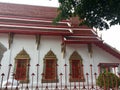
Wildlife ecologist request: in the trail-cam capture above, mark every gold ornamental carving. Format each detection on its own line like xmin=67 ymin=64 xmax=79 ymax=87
xmin=44 ymin=50 xmax=57 ymax=59
xmin=15 ymin=49 xmax=30 ymax=60
xmin=69 ymin=51 xmax=83 ymax=61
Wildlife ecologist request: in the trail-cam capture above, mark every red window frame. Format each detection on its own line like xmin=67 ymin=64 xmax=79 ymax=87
xmin=70 ymin=59 xmax=84 ymax=82
xmin=71 ymin=60 xmax=80 ymax=79
xmin=45 ymin=59 xmax=56 ymax=80
xmin=15 ymin=59 xmax=27 ymax=81
xmin=42 ymin=59 xmax=58 ymax=83
xmin=42 ymin=50 xmax=58 ymax=83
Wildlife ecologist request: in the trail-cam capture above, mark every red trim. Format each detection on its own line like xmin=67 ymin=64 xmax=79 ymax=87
xmin=64 ymin=36 xmax=102 ymax=44
xmin=0 ymin=3 xmax=119 ymax=61
xmin=45 ymin=60 xmax=55 ymax=79
xmin=15 ymin=59 xmax=27 ymax=80
xmin=64 ymin=40 xmax=102 ymax=44
xmin=0 ymin=22 xmax=91 ymax=29
xmin=0 ymin=21 xmax=68 ymax=27
xmin=65 ymin=36 xmax=99 ymax=40
xmin=0 ymin=21 xmax=95 ymax=30
xmin=0 ymin=16 xmax=69 ymax=27
xmin=73 ymin=30 xmax=97 ymax=36
xmin=98 ymin=63 xmax=119 ymax=67
xmin=0 ymin=15 xmax=70 ymax=23
xmin=71 ymin=60 xmax=80 ymax=79
xmin=95 ymin=43 xmax=120 ymax=59
xmin=0 ymin=29 xmax=72 ymax=36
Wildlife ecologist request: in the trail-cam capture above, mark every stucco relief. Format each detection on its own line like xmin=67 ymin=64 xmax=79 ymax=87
xmin=0 ymin=42 xmax=7 ymax=62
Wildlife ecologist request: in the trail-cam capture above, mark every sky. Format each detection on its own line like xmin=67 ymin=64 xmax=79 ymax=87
xmin=0 ymin=0 xmax=59 ymax=7
xmin=99 ymin=25 xmax=120 ymax=51
xmin=0 ymin=0 xmax=120 ymax=51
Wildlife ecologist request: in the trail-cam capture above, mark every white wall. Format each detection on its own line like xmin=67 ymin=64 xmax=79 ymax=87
xmin=0 ymin=33 xmax=120 ymax=87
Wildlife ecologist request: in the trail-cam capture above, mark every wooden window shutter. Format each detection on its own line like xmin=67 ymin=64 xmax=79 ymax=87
xmin=15 ymin=59 xmax=27 ymax=80
xmin=72 ymin=60 xmax=80 ymax=79
xmin=45 ymin=59 xmax=55 ymax=79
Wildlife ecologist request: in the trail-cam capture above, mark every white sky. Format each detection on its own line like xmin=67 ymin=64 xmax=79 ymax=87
xmin=0 ymin=0 xmax=120 ymax=51
xmin=99 ymin=25 xmax=120 ymax=51
xmin=0 ymin=0 xmax=59 ymax=7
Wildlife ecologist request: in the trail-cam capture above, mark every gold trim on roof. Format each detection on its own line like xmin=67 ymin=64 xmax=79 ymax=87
xmin=15 ymin=49 xmax=30 ymax=60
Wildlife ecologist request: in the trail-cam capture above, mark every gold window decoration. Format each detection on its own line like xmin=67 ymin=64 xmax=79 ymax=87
xmin=69 ymin=51 xmax=85 ymax=82
xmin=14 ymin=49 xmax=30 ymax=83
xmin=42 ymin=50 xmax=58 ymax=83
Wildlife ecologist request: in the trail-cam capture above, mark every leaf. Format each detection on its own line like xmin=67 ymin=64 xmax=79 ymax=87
xmin=54 ymin=0 xmax=120 ymax=30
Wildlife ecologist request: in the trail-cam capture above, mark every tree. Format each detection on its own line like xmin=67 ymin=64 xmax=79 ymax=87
xmin=54 ymin=0 xmax=120 ymax=30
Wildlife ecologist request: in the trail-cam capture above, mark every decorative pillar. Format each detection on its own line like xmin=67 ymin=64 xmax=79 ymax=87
xmin=61 ymin=42 xmax=66 ymax=58
xmin=87 ymin=44 xmax=93 ymax=58
xmin=8 ymin=32 xmax=14 ymax=49
xmin=35 ymin=34 xmax=41 ymax=50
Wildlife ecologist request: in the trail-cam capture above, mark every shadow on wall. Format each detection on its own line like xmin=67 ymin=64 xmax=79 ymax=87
xmin=0 ymin=42 xmax=7 ymax=63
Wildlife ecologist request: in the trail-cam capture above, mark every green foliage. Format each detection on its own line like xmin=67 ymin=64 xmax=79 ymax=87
xmin=97 ymin=72 xmax=120 ymax=89
xmin=55 ymin=0 xmax=120 ymax=30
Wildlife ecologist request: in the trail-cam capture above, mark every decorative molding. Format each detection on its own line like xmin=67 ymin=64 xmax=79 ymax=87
xmin=8 ymin=32 xmax=14 ymax=49
xmin=44 ymin=50 xmax=57 ymax=59
xmin=61 ymin=42 xmax=66 ymax=58
xmin=36 ymin=34 xmax=41 ymax=50
xmin=88 ymin=44 xmax=93 ymax=58
xmin=69 ymin=51 xmax=83 ymax=61
xmin=69 ymin=78 xmax=85 ymax=82
xmin=14 ymin=49 xmax=30 ymax=83
xmin=98 ymin=63 xmax=119 ymax=67
xmin=15 ymin=49 xmax=30 ymax=60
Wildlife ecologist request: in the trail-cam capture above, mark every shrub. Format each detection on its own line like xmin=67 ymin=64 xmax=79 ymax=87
xmin=97 ymin=72 xmax=120 ymax=89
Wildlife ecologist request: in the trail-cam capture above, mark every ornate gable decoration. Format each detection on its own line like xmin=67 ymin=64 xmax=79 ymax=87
xmin=15 ymin=49 xmax=30 ymax=60
xmin=44 ymin=50 xmax=57 ymax=59
xmin=69 ymin=51 xmax=82 ymax=61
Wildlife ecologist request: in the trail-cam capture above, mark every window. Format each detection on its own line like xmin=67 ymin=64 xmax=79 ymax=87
xmin=69 ymin=51 xmax=84 ymax=82
xmin=71 ymin=60 xmax=80 ymax=79
xmin=14 ymin=49 xmax=30 ymax=83
xmin=15 ymin=59 xmax=27 ymax=80
xmin=42 ymin=50 xmax=58 ymax=83
xmin=45 ymin=59 xmax=56 ymax=79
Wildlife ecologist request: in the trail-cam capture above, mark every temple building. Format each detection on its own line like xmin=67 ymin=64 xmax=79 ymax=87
xmin=0 ymin=2 xmax=120 ymax=90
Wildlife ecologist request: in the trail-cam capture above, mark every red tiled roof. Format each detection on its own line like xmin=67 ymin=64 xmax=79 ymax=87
xmin=0 ymin=3 xmax=96 ymax=37
xmin=0 ymin=3 xmax=58 ymax=19
xmin=0 ymin=3 xmax=119 ymax=59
